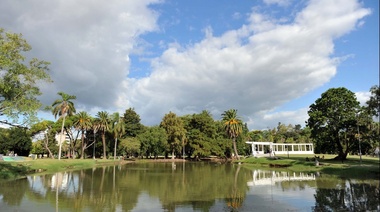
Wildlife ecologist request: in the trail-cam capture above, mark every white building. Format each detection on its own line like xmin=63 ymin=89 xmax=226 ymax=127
xmin=246 ymin=141 xmax=314 ymax=157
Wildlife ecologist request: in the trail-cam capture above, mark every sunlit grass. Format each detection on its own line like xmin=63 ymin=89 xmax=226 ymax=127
xmin=240 ymin=154 xmax=380 ymax=179
xmin=0 ymin=158 xmax=129 ymax=181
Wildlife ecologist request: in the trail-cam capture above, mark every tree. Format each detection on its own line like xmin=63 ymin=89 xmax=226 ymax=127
xmin=73 ymin=111 xmax=92 ymax=159
xmin=360 ymin=86 xmax=380 ymax=155
xmin=52 ymin=92 xmax=76 ymax=160
xmin=30 ymin=120 xmax=55 ymax=158
xmin=160 ymin=112 xmax=186 ymax=159
xmin=138 ymin=126 xmax=168 ymax=159
xmin=111 ymin=112 xmax=125 ymax=160
xmin=221 ymin=109 xmax=243 ymax=160
xmin=123 ymin=108 xmax=143 ymax=137
xmin=119 ymin=137 xmax=140 ymax=158
xmin=0 ymin=127 xmax=32 ymax=156
xmin=0 ymin=28 xmax=52 ymax=125
xmin=366 ymin=85 xmax=380 ymax=117
xmin=307 ymin=87 xmax=360 ymax=160
xmin=184 ymin=110 xmax=217 ymax=159
xmin=96 ymin=111 xmax=110 ymax=159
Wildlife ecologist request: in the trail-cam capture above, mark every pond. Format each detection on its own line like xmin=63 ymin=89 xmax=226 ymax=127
xmin=0 ymin=162 xmax=379 ymax=211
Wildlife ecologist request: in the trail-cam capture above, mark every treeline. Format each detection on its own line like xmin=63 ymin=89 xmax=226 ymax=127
xmin=0 ymin=109 xmax=311 ymax=159
xmin=1 ymin=85 xmax=379 ymax=160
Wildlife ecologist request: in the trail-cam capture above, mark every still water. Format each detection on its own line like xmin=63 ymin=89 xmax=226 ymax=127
xmin=0 ymin=162 xmax=379 ymax=212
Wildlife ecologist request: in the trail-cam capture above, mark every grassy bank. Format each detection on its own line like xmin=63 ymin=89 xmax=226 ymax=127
xmin=1 ymin=154 xmax=379 ymax=181
xmin=239 ymin=154 xmax=380 ymax=179
xmin=0 ymin=158 xmax=132 ymax=181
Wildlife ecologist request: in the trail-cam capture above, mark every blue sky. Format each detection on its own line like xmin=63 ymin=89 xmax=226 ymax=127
xmin=1 ymin=0 xmax=378 ymax=130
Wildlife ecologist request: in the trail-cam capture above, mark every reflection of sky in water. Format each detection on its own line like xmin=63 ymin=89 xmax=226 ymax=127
xmin=27 ymin=175 xmax=47 ymax=196
xmin=2 ymin=166 xmax=378 ymax=212
xmin=131 ymin=192 xmax=162 ymax=212
xmin=247 ymin=184 xmax=316 ymax=211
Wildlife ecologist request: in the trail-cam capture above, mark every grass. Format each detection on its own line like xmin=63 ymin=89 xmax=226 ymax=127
xmin=0 ymin=157 xmax=130 ymax=181
xmin=240 ymin=154 xmax=380 ymax=179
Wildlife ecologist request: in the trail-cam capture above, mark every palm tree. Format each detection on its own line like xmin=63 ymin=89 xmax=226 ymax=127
xmin=52 ymin=92 xmax=76 ymax=160
xmin=222 ymin=109 xmax=243 ymax=160
xmin=96 ymin=111 xmax=110 ymax=159
xmin=91 ymin=120 xmax=100 ymax=159
xmin=73 ymin=111 xmax=92 ymax=159
xmin=111 ymin=112 xmax=126 ymax=160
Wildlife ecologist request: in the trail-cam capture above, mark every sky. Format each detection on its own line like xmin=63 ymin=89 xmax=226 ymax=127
xmin=0 ymin=0 xmax=378 ymax=130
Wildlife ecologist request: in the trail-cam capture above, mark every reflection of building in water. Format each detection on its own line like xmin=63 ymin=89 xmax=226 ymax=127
xmin=247 ymin=170 xmax=316 ymax=186
xmin=245 ymin=141 xmax=314 ymax=157
xmin=51 ymin=172 xmax=68 ymax=189
xmin=27 ymin=172 xmax=81 ymax=194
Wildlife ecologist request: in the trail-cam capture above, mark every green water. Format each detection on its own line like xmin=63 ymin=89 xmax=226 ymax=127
xmin=0 ymin=162 xmax=379 ymax=211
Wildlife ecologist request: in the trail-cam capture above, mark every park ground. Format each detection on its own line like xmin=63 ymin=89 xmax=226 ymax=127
xmin=0 ymin=154 xmax=379 ymax=181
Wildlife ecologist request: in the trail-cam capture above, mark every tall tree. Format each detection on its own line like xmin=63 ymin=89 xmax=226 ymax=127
xmin=138 ymin=126 xmax=168 ymax=159
xmin=0 ymin=127 xmax=32 ymax=156
xmin=123 ymin=108 xmax=143 ymax=137
xmin=307 ymin=87 xmax=360 ymax=160
xmin=185 ymin=110 xmax=217 ymax=159
xmin=30 ymin=120 xmax=55 ymax=158
xmin=90 ymin=119 xmax=100 ymax=159
xmin=73 ymin=111 xmax=92 ymax=159
xmin=52 ymin=92 xmax=76 ymax=160
xmin=366 ymin=85 xmax=380 ymax=117
xmin=96 ymin=111 xmax=110 ymax=159
xmin=222 ymin=109 xmax=243 ymax=160
xmin=160 ymin=112 xmax=186 ymax=159
xmin=111 ymin=112 xmax=125 ymax=160
xmin=0 ymin=28 xmax=51 ymax=125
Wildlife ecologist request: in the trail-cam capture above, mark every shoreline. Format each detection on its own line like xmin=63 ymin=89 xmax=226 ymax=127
xmin=1 ymin=155 xmax=379 ymax=181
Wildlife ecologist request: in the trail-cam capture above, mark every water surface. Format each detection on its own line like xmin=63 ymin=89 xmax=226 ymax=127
xmin=0 ymin=162 xmax=379 ymax=211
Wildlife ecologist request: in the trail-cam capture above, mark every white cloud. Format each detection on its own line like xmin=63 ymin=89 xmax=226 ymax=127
xmin=0 ymin=0 xmax=161 ymax=111
xmin=0 ymin=0 xmax=372 ymax=130
xmin=263 ymin=0 xmax=291 ymax=7
xmin=119 ymin=0 xmax=370 ymax=129
xmin=356 ymin=91 xmax=371 ymax=106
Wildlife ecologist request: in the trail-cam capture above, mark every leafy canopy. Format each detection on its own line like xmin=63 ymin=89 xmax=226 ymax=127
xmin=0 ymin=28 xmax=52 ymax=124
xmin=307 ymin=87 xmax=360 ymax=159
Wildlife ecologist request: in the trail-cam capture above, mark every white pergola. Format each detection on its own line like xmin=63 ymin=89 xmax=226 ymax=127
xmin=246 ymin=141 xmax=314 ymax=157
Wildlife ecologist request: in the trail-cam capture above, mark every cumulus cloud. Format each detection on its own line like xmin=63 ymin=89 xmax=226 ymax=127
xmin=0 ymin=0 xmax=372 ymax=129
xmin=356 ymin=91 xmax=371 ymax=106
xmin=263 ymin=0 xmax=291 ymax=7
xmin=119 ymin=0 xmax=370 ymax=128
xmin=0 ymin=0 xmax=161 ymax=110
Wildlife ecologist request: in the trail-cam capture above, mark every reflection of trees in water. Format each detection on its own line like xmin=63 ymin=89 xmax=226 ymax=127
xmin=0 ymin=178 xmax=29 ymax=206
xmin=225 ymin=165 xmax=246 ymax=211
xmin=226 ymin=188 xmax=245 ymax=211
xmin=313 ymin=179 xmax=380 ymax=211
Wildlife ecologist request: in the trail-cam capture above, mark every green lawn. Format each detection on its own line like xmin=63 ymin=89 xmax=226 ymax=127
xmin=240 ymin=154 xmax=380 ymax=179
xmin=0 ymin=158 xmax=129 ymax=181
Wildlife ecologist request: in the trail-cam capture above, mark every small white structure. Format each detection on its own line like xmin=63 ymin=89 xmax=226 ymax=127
xmin=247 ymin=170 xmax=316 ymax=186
xmin=246 ymin=141 xmax=314 ymax=157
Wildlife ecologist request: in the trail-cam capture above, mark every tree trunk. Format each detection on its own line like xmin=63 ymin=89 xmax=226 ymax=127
xmin=80 ymin=131 xmax=85 ymax=159
xmin=114 ymin=138 xmax=118 ymax=160
xmin=102 ymin=133 xmax=107 ymax=159
xmin=233 ymin=137 xmax=240 ymax=160
xmin=335 ymin=133 xmax=348 ymax=160
xmin=58 ymin=116 xmax=66 ymax=160
xmin=44 ymin=134 xmax=54 ymax=159
xmin=334 ymin=152 xmax=348 ymax=160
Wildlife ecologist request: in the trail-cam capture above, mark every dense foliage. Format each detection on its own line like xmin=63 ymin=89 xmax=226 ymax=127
xmin=0 ymin=127 xmax=31 ymax=156
xmin=307 ymin=87 xmax=379 ymax=160
xmin=0 ymin=28 xmax=51 ymax=125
